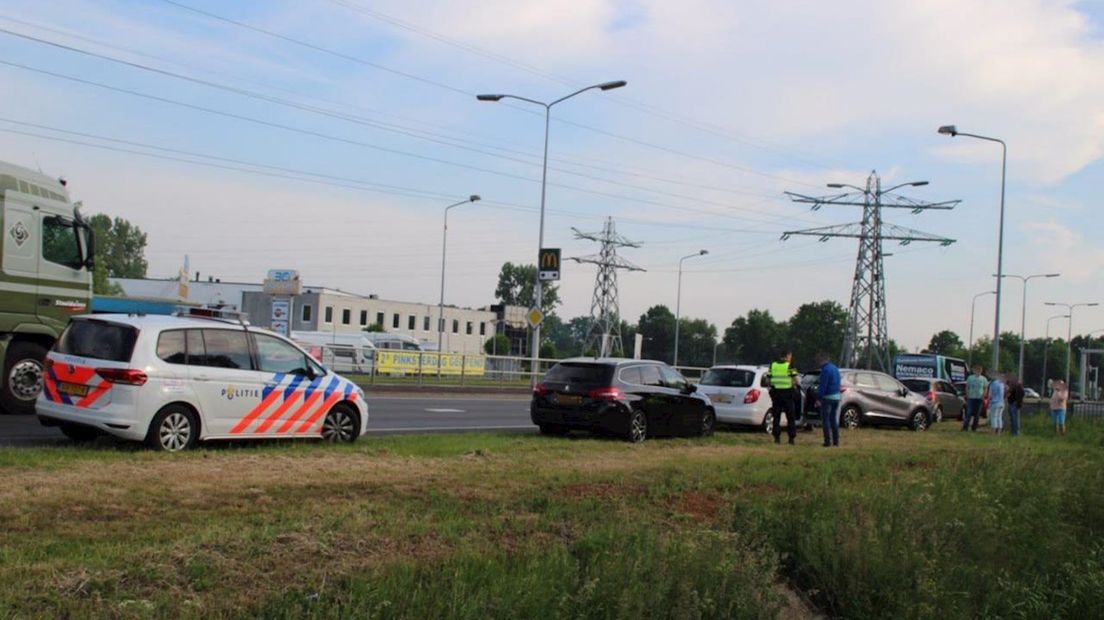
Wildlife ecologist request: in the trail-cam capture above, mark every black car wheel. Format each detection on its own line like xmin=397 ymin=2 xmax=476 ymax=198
xmin=627 ymin=410 xmax=647 ymax=444
xmin=699 ymin=408 xmax=716 ymax=437
xmin=910 ymin=409 xmax=929 ymax=432
xmin=840 ymin=406 xmax=861 ymax=430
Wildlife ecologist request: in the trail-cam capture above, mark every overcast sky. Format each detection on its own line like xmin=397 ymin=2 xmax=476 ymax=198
xmin=2 ymin=0 xmax=1102 ymax=351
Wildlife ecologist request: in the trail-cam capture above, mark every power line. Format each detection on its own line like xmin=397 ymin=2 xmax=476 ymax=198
xmin=152 ymin=0 xmax=825 ymax=190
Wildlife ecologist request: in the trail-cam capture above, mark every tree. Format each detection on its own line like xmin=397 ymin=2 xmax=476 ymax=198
xmin=494 ymin=262 xmax=559 ymax=315
xmin=722 ymin=309 xmax=784 ymax=365
xmin=787 ymin=301 xmax=848 ymax=370
xmin=675 ymin=318 xmax=718 ymax=368
xmin=362 ymin=323 xmax=384 ymax=333
xmin=484 ymin=334 xmax=510 ymax=355
xmin=637 ymin=305 xmax=676 ymax=363
xmin=87 ymin=214 xmax=147 ymax=295
xmin=927 ymin=330 xmax=965 ymax=357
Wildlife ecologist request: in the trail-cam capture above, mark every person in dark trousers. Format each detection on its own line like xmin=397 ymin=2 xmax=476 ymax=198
xmin=766 ymin=350 xmax=799 ymax=444
xmin=963 ymin=364 xmax=987 ymax=431
xmin=1006 ymin=374 xmax=1025 ymax=437
xmin=815 ymin=352 xmax=842 ymax=447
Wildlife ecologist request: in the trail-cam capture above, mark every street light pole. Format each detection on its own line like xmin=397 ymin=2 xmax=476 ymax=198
xmin=437 ymin=195 xmax=480 ymax=356
xmin=996 ymin=272 xmax=1060 ymax=379
xmin=478 ymin=81 xmax=626 ymax=382
xmin=1044 ymin=302 xmax=1100 ymax=390
xmin=939 ymin=125 xmax=1007 ymax=372
xmin=1042 ymin=314 xmax=1069 ymax=395
xmin=674 ymin=250 xmax=708 ymax=368
xmin=969 ymin=290 xmax=996 ymax=366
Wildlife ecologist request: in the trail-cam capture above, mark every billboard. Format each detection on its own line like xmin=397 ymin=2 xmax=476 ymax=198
xmin=375 ymin=351 xmax=486 ymax=376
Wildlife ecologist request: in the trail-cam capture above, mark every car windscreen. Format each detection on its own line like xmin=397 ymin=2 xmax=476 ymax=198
xmin=700 ymin=368 xmax=756 ymax=387
xmin=901 ymin=379 xmax=930 ymax=393
xmin=544 ymin=363 xmax=615 ymax=385
xmin=55 ymin=319 xmax=139 ymax=363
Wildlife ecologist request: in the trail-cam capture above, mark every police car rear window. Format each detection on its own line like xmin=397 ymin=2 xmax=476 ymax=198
xmin=56 ymin=320 xmax=138 ymax=363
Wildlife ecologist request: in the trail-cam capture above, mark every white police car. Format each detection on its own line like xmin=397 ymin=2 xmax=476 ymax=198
xmin=36 ymin=310 xmax=368 ymax=451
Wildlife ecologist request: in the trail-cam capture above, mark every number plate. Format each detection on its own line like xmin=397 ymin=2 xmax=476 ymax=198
xmin=58 ymin=382 xmax=89 ymax=397
xmin=555 ymin=394 xmax=583 ymax=406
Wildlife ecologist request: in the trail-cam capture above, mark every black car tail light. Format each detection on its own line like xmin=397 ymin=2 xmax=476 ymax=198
xmin=588 ymin=386 xmax=626 ymax=401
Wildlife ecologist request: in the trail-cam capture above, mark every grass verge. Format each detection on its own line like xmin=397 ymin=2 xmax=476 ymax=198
xmin=1 ymin=414 xmax=1102 ymax=618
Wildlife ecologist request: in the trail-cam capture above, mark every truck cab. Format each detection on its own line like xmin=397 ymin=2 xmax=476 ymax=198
xmin=0 ymin=161 xmax=95 ymax=414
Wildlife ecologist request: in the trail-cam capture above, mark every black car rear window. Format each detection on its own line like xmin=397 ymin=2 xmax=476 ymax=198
xmin=56 ymin=319 xmax=138 ymax=363
xmin=701 ymin=368 xmax=756 ymax=387
xmin=544 ymin=363 xmax=615 ymax=385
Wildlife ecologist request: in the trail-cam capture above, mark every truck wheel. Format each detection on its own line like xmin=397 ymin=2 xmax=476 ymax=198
xmin=1 ymin=341 xmax=48 ymax=415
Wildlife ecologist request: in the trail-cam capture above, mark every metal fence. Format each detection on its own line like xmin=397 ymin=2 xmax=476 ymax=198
xmin=1023 ymin=399 xmax=1104 ymax=422
xmin=310 ymin=344 xmax=709 ymax=389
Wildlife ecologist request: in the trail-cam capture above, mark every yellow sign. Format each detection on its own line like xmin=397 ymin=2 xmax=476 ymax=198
xmin=375 ymin=351 xmax=486 ymax=376
xmin=526 ymin=307 xmax=544 ymax=328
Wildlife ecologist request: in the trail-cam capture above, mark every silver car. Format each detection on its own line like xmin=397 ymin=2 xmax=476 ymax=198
xmin=805 ymin=368 xmax=933 ymax=431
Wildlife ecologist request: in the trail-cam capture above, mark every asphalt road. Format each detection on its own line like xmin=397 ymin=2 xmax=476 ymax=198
xmin=0 ymin=395 xmax=534 ymax=447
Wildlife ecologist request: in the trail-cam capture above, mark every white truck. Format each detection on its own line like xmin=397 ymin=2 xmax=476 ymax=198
xmin=0 ymin=161 xmax=95 ymax=414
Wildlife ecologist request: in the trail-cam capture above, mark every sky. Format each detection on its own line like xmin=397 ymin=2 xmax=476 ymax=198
xmin=1 ymin=0 xmax=1102 ymax=351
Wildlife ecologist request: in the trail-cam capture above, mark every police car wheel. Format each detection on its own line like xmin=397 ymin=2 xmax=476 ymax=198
xmin=146 ymin=405 xmax=198 ymax=452
xmin=321 ymin=405 xmax=359 ymax=443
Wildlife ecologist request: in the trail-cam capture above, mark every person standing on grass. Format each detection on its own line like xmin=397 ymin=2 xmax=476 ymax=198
xmin=1050 ymin=379 xmax=1069 ymax=435
xmin=815 ymin=352 xmax=841 ymax=448
xmin=1006 ymin=373 xmax=1025 ymax=437
xmin=766 ymin=349 xmax=799 ymax=445
xmin=988 ymin=372 xmax=1006 ymax=434
xmin=963 ymin=365 xmax=987 ymax=431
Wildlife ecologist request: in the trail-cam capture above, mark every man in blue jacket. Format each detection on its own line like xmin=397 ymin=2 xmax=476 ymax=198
xmin=816 ymin=352 xmax=842 ymax=447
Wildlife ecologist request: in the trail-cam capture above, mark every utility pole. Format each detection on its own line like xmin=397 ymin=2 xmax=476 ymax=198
xmin=783 ymin=171 xmax=959 ymax=372
xmin=569 ymin=217 xmax=644 ymax=357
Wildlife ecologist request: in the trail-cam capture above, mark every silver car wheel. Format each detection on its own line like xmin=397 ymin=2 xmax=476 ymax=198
xmin=841 ymin=407 xmax=860 ymax=429
xmin=912 ymin=410 xmax=928 ymax=432
xmin=321 ymin=407 xmax=357 ymax=442
xmin=628 ymin=411 xmax=647 ymax=443
xmin=159 ymin=412 xmax=192 ymax=452
xmin=9 ymin=359 xmax=43 ymax=401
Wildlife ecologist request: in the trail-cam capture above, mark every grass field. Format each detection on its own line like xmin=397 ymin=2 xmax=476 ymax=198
xmin=1 ymin=415 xmax=1102 ymax=619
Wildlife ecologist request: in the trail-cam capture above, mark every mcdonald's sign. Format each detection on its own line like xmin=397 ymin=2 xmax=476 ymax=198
xmin=538 ymin=248 xmax=561 ymax=281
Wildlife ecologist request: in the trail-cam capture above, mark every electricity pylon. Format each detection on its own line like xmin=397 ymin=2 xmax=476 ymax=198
xmin=782 ymin=171 xmax=959 ymax=372
xmin=570 ymin=217 xmax=644 ymax=357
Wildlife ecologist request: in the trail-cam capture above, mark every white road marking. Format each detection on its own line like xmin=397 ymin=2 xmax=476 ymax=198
xmin=425 ymin=408 xmax=466 ymax=413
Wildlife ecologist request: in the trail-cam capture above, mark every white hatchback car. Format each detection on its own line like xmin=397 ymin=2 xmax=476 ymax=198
xmin=36 ymin=312 xmax=368 ymax=451
xmin=696 ymin=365 xmax=797 ymax=434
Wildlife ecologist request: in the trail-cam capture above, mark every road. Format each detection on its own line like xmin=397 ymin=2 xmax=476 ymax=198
xmin=0 ymin=395 xmax=533 ymax=447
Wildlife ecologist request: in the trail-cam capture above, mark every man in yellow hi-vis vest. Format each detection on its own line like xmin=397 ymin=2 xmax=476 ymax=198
xmin=766 ymin=349 xmax=800 ymax=444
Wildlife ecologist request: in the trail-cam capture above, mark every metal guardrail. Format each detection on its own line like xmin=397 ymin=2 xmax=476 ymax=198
xmin=307 ymin=344 xmax=710 ymax=388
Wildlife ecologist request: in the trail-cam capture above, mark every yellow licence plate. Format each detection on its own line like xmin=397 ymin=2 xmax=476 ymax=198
xmin=58 ymin=382 xmax=89 ymax=397
xmin=556 ymin=394 xmax=583 ymax=406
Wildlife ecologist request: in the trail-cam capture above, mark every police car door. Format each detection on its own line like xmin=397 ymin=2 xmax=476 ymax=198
xmin=187 ymin=328 xmax=270 ymax=436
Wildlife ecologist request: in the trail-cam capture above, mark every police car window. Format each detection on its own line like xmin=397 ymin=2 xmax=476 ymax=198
xmin=186 ymin=330 xmax=205 ymax=366
xmin=198 ymin=329 xmax=253 ymax=370
xmin=156 ymin=330 xmax=187 ymax=365
xmin=253 ymin=334 xmax=311 ymax=375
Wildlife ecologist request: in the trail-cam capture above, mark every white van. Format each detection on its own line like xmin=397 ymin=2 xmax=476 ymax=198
xmin=359 ymin=332 xmax=426 ymax=351
xmin=290 ymin=331 xmax=377 ymax=375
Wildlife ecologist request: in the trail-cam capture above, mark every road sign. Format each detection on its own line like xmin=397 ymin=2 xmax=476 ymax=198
xmin=538 ymin=248 xmax=561 ymax=281
xmin=526 ymin=307 xmax=545 ymax=329
xmin=263 ymin=269 xmax=301 ymax=295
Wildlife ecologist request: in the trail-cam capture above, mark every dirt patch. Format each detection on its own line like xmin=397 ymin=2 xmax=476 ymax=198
xmin=673 ymin=490 xmax=723 ymax=522
xmin=562 ymin=481 xmax=644 ymax=500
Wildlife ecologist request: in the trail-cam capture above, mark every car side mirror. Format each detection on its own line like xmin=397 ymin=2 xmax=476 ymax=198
xmin=899 ymin=387 xmax=909 ymax=397
xmin=683 ymin=383 xmax=697 ymax=394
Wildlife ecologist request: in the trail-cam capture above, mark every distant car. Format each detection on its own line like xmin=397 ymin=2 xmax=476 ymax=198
xmin=1024 ymin=387 xmax=1041 ymax=400
xmin=803 ymin=369 xmax=933 ymax=431
xmin=36 ymin=311 xmax=368 ymax=451
xmin=901 ymin=378 xmax=964 ymax=422
xmin=530 ymin=358 xmax=715 ymax=443
xmin=697 ymin=365 xmax=799 ymax=434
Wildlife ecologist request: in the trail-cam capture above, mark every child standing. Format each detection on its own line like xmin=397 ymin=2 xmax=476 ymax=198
xmin=988 ymin=373 xmax=1006 ymax=434
xmin=1050 ymin=380 xmax=1069 ymax=435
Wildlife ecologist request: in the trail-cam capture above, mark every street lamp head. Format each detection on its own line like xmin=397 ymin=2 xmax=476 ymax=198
xmin=938 ymin=125 xmax=958 ymax=136
xmin=1045 ymin=273 xmax=1061 ymax=278
xmin=476 ymin=94 xmax=504 ymax=102
xmin=910 ymin=181 xmax=930 ymax=187
xmin=598 ymin=80 xmax=627 ymax=91
xmin=826 ymin=183 xmax=844 ymax=189
xmin=699 ymin=249 xmax=708 ymax=256
xmin=468 ymin=195 xmax=481 ymax=202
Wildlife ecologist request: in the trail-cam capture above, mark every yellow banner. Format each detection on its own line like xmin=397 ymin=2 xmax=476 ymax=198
xmin=375 ymin=351 xmax=486 ymax=376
